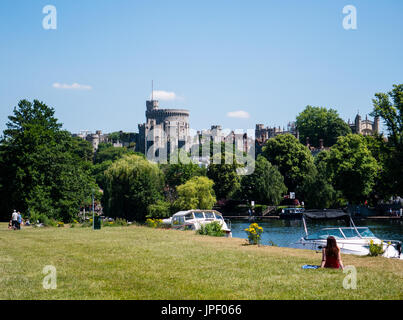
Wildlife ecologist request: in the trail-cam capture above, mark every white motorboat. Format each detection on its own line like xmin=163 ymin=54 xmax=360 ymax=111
xmin=163 ymin=209 xmax=232 ymax=237
xmin=292 ymin=210 xmax=402 ymax=258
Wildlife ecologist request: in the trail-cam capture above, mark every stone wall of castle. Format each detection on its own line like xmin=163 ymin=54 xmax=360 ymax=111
xmin=137 ymin=100 xmax=190 ymax=156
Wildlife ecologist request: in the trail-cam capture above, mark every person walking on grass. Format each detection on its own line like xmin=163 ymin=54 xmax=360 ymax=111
xmin=320 ymin=236 xmax=344 ymax=269
xmin=11 ymin=210 xmax=18 ymax=230
xmin=17 ymin=211 xmax=22 ymax=230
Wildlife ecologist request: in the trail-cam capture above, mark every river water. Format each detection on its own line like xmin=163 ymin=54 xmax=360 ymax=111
xmin=230 ymin=218 xmax=403 ymax=247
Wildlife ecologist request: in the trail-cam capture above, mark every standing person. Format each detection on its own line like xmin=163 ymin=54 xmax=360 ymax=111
xmin=17 ymin=212 xmax=22 ymax=230
xmin=11 ymin=210 xmax=18 ymax=230
xmin=320 ymin=236 xmax=344 ymax=269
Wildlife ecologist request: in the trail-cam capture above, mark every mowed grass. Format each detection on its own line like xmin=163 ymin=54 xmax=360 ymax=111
xmin=0 ymin=223 xmax=402 ymax=300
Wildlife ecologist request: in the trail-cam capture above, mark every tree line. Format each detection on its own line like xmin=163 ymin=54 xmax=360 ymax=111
xmin=0 ymin=84 xmax=401 ymax=222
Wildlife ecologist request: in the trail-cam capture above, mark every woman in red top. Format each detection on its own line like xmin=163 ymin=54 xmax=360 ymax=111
xmin=321 ymin=236 xmax=344 ymax=269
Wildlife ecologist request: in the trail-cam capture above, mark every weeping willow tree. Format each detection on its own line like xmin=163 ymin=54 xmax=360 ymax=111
xmin=103 ymin=154 xmax=164 ymax=221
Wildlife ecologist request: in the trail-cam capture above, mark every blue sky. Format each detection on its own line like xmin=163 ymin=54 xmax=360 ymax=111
xmin=1 ymin=0 xmax=402 ymax=134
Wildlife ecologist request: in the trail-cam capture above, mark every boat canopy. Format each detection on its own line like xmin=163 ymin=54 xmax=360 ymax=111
xmin=303 ymin=210 xmax=350 ymax=220
xmin=305 ymin=227 xmax=376 ymax=240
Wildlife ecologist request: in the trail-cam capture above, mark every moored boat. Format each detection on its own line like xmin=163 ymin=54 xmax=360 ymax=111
xmin=163 ymin=209 xmax=232 ymax=237
xmin=279 ymin=207 xmax=305 ymax=219
xmin=292 ymin=210 xmax=402 ymax=258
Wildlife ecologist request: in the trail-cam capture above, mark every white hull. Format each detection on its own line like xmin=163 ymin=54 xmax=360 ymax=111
xmin=293 ymin=237 xmax=402 ymax=258
xmin=163 ymin=209 xmax=232 ymax=237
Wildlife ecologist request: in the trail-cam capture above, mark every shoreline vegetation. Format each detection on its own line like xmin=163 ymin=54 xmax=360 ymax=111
xmin=1 ymin=223 xmax=402 ymax=300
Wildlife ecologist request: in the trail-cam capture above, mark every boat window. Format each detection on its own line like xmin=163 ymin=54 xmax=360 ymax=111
xmin=204 ymin=212 xmax=215 ymax=219
xmin=358 ymin=228 xmax=376 ymax=238
xmin=340 ymin=228 xmax=360 ymax=238
xmin=173 ymin=216 xmax=185 ymax=225
xmin=305 ymin=228 xmax=344 ymax=240
xmin=214 ymin=213 xmax=223 ymax=220
xmin=184 ymin=213 xmax=194 ymax=221
xmin=194 ymin=212 xmax=204 ymax=219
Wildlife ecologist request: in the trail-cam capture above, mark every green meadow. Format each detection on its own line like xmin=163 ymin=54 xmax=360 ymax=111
xmin=0 ymin=223 xmax=402 ymax=300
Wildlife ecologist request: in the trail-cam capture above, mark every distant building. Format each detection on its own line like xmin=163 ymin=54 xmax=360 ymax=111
xmin=196 ymin=125 xmax=253 ymax=155
xmin=348 ymin=114 xmax=380 ymax=135
xmin=255 ymin=122 xmax=299 ymax=154
xmin=72 ymin=130 xmax=109 ymax=151
xmin=137 ymin=99 xmax=190 ymax=156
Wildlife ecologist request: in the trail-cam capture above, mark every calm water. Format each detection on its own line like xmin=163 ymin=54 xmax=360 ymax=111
xmin=230 ymin=218 xmax=403 ymax=247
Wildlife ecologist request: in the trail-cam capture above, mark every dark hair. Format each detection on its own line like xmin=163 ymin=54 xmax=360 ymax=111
xmin=325 ymin=236 xmax=339 ymax=258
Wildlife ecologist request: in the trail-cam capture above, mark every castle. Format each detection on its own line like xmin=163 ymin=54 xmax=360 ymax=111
xmin=255 ymin=122 xmax=299 ymax=154
xmin=72 ymin=130 xmax=109 ymax=150
xmin=136 ymin=99 xmax=190 ymax=156
xmin=348 ymin=114 xmax=380 ymax=135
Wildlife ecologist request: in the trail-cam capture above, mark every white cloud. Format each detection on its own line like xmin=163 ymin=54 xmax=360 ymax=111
xmin=150 ymin=90 xmax=178 ymax=101
xmin=52 ymin=82 xmax=92 ymax=90
xmin=226 ymin=110 xmax=250 ymax=119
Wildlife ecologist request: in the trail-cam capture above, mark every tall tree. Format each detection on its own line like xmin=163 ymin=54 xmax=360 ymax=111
xmin=371 ymin=84 xmax=403 ymax=196
xmin=103 ymin=154 xmax=164 ymax=221
xmin=207 ymin=153 xmax=241 ymax=200
xmin=371 ymin=84 xmax=403 ymax=147
xmin=324 ymin=134 xmax=379 ymax=204
xmin=261 ymin=134 xmax=316 ymax=193
xmin=298 ymin=151 xmax=343 ymax=209
xmin=240 ymin=155 xmax=287 ymax=205
xmin=0 ymin=99 xmax=97 ymax=222
xmin=296 ymin=106 xmax=351 ymax=148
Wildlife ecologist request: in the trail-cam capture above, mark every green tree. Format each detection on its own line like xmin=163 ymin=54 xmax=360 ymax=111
xmin=207 ymin=153 xmax=241 ymax=200
xmin=296 ymin=106 xmax=351 ymax=148
xmin=371 ymin=84 xmax=403 ymax=196
xmin=261 ymin=134 xmax=316 ymax=193
xmin=161 ymin=162 xmax=206 ymax=189
xmin=173 ymin=176 xmax=216 ymax=211
xmin=147 ymin=200 xmax=171 ymax=219
xmin=363 ymin=134 xmax=394 ymax=202
xmin=240 ymin=155 xmax=287 ymax=205
xmin=94 ymin=145 xmax=137 ymax=164
xmin=325 ymin=134 xmax=379 ymax=204
xmin=371 ymin=84 xmax=403 ymax=147
xmin=0 ymin=99 xmax=97 ymax=222
xmin=92 ymin=145 xmax=142 ymax=191
xmin=298 ymin=151 xmax=343 ymax=209
xmin=103 ymin=154 xmax=164 ymax=221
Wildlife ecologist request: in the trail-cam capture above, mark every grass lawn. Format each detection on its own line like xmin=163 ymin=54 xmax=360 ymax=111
xmin=0 ymin=222 xmax=402 ymax=300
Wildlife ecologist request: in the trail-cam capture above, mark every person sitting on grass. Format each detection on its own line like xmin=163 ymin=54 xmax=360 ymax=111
xmin=321 ymin=236 xmax=344 ymax=270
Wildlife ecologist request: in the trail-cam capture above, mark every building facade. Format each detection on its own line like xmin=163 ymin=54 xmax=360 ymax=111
xmin=72 ymin=130 xmax=109 ymax=151
xmin=255 ymin=122 xmax=299 ymax=154
xmin=348 ymin=114 xmax=380 ymax=135
xmin=137 ymin=99 xmax=190 ymax=157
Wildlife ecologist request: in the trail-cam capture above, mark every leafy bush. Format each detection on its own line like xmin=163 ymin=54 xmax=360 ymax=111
xmin=115 ymin=218 xmax=128 ymax=226
xmin=244 ymin=223 xmax=263 ymax=245
xmin=29 ymin=210 xmax=58 ymax=227
xmin=147 ymin=200 xmax=171 ymax=219
xmin=369 ymin=240 xmax=384 ymax=256
xmin=146 ymin=218 xmax=163 ymax=228
xmin=196 ymin=221 xmax=224 ymax=237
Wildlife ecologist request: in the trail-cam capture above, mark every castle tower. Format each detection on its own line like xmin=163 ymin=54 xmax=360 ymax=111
xmin=373 ymin=116 xmax=380 ymax=133
xmin=355 ymin=113 xmax=362 ymax=134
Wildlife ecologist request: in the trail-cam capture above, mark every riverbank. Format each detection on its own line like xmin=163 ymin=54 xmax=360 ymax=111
xmin=0 ymin=223 xmax=402 ymax=299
